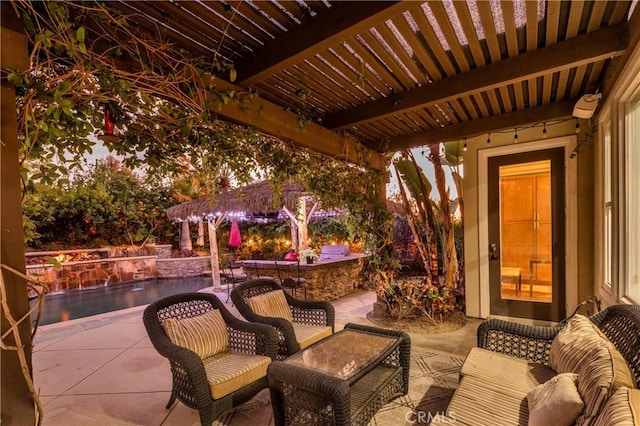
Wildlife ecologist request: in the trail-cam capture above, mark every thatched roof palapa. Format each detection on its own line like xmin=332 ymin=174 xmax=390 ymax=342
xmin=166 ymin=181 xmax=307 ymax=222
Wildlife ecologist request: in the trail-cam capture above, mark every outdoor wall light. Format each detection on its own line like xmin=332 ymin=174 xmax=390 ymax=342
xmin=572 ymin=93 xmax=602 ymax=119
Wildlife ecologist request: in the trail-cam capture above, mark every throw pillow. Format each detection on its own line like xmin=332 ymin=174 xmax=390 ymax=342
xmin=548 ymin=315 xmax=637 ymax=425
xmin=527 ymin=373 xmax=585 ymax=426
xmin=549 ymin=315 xmax=604 ymax=374
xmin=246 ymin=290 xmax=293 ymax=321
xmin=592 ymin=387 xmax=640 ymax=426
xmin=162 ymin=309 xmax=228 ymax=359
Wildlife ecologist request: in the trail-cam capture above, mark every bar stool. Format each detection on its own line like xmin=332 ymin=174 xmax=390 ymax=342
xmin=250 ymin=261 xmax=273 ymax=281
xmin=220 ymin=260 xmax=248 ymax=303
xmin=275 ymin=261 xmax=306 ymax=300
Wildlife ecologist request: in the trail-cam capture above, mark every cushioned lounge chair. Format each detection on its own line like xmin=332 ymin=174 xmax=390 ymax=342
xmin=231 ymin=278 xmax=335 ymax=359
xmin=143 ymin=292 xmax=278 ymax=426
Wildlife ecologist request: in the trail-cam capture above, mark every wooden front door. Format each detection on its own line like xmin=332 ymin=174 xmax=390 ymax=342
xmin=488 ymin=148 xmax=565 ymax=321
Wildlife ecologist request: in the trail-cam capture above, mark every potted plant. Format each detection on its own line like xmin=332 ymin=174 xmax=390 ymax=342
xmin=299 ymin=247 xmax=319 ymax=264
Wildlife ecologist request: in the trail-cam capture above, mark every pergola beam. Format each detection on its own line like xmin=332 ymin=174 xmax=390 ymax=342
xmin=212 ymin=78 xmax=385 ymax=170
xmin=387 ymin=101 xmax=575 ymax=151
xmin=234 ymin=2 xmax=415 ymax=86
xmin=325 ymin=24 xmax=628 ymax=130
xmin=600 ymin=5 xmax=640 ymax=102
xmin=84 ymin=35 xmax=385 ymax=171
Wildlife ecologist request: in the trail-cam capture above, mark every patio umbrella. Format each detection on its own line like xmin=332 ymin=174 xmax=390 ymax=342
xmin=229 ymin=220 xmax=242 ymax=247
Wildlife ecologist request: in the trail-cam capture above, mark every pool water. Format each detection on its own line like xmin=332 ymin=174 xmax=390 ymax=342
xmin=34 ymin=277 xmax=213 ymax=325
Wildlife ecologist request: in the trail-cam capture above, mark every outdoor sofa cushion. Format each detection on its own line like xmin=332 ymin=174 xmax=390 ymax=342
xmin=549 ymin=315 xmax=637 ymax=425
xmin=246 ymin=289 xmax=293 ymax=322
xmin=461 ymin=347 xmax=557 ymax=394
xmin=291 ymin=323 xmax=333 ymax=350
xmin=592 ymin=387 xmax=640 ymax=426
xmin=527 ymin=373 xmax=584 ymax=426
xmin=162 ymin=309 xmax=228 ymax=359
xmin=433 ymin=347 xmax=559 ymax=426
xmin=202 ymin=350 xmax=271 ymax=399
xmin=430 ymin=374 xmax=531 ymax=425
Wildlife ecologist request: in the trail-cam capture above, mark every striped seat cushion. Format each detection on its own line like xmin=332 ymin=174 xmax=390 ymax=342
xmin=292 ymin=323 xmax=333 ymax=350
xmin=549 ymin=315 xmax=637 ymax=425
xmin=202 ymin=350 xmax=271 ymax=399
xmin=593 ymin=387 xmax=640 ymax=426
xmin=246 ymin=290 xmax=293 ymax=322
xmin=461 ymin=347 xmax=557 ymax=394
xmin=430 ymin=375 xmax=530 ymax=425
xmin=162 ymin=309 xmax=228 ymax=359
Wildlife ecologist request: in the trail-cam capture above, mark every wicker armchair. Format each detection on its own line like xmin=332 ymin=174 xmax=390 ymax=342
xmin=143 ymin=292 xmax=278 ymax=426
xmin=231 ymin=278 xmax=335 ymax=359
xmin=477 ymin=304 xmax=640 ymax=385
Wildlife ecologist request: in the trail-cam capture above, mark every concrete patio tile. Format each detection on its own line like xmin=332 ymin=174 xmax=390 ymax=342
xmin=40 ymin=322 xmax=148 ymax=351
xmin=33 ymin=348 xmax=125 ymax=396
xmin=132 ymin=334 xmax=154 ymax=349
xmin=67 ymin=347 xmax=171 ymax=394
xmin=39 ymin=396 xmax=57 ymax=406
xmin=161 ymin=389 xmax=274 ymax=426
xmin=41 ymin=392 xmax=172 ymax=426
xmin=161 ymin=403 xmax=200 ymax=426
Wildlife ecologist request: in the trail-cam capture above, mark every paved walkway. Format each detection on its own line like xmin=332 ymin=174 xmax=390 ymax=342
xmin=33 ymin=287 xmax=480 ymax=425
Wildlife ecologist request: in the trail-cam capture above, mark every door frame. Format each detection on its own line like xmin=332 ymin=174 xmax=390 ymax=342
xmin=478 ymin=135 xmax=578 ymax=319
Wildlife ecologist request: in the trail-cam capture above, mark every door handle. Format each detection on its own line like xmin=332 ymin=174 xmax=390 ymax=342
xmin=489 ymin=243 xmax=499 ymax=260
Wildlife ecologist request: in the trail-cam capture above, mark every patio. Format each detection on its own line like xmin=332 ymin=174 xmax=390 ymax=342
xmin=32 ymin=288 xmax=480 ymax=425
xmin=3 ymin=1 xmax=640 ymax=422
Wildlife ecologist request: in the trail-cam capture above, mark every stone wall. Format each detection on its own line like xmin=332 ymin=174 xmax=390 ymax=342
xmin=156 ymin=256 xmax=210 ymax=278
xmin=154 ymin=244 xmax=173 ymax=259
xmin=27 ymin=256 xmax=157 ymax=294
xmin=245 ymin=258 xmax=364 ymax=301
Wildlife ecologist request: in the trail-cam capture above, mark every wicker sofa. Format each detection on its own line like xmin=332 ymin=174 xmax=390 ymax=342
xmin=432 ymin=304 xmax=640 ymax=426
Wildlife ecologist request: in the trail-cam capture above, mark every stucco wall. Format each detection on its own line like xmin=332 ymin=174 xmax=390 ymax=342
xmin=463 ymin=121 xmax=594 ymax=319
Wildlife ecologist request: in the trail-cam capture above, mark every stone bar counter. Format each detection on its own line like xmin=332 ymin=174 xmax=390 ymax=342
xmin=241 ymin=254 xmax=368 ymax=301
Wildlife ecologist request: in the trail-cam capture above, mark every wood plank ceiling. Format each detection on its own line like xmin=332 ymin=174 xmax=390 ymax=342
xmin=108 ymin=0 xmax=634 ymax=153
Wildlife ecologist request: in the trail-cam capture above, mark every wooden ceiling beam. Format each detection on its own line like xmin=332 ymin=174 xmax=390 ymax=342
xmin=211 ymin=78 xmax=385 ymax=170
xmin=600 ymin=4 xmax=640 ymax=103
xmin=325 ymin=23 xmax=628 ymax=130
xmin=83 ymin=26 xmax=385 ymax=171
xmin=234 ymin=1 xmax=417 ymax=86
xmin=386 ymin=101 xmax=575 ymax=151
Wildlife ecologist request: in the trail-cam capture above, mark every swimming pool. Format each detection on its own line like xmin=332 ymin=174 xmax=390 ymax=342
xmin=34 ymin=277 xmax=213 ymax=325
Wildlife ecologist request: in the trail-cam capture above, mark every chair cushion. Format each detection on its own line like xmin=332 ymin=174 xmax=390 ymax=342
xmin=202 ymin=350 xmax=271 ymax=399
xmin=162 ymin=309 xmax=228 ymax=359
xmin=461 ymin=347 xmax=557 ymax=394
xmin=292 ymin=323 xmax=333 ymax=350
xmin=549 ymin=315 xmax=637 ymax=425
xmin=527 ymin=373 xmax=585 ymax=426
xmin=592 ymin=387 xmax=640 ymax=426
xmin=430 ymin=375 xmax=529 ymax=425
xmin=246 ymin=290 xmax=293 ymax=322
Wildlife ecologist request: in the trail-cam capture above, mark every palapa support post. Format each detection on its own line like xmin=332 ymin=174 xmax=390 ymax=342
xmin=207 ymin=213 xmax=227 ymax=289
xmin=285 ymin=198 xmax=318 ymax=253
xmin=282 ymin=206 xmax=299 ymax=251
xmin=297 ymin=197 xmax=308 ymax=252
xmin=179 ymin=220 xmax=192 ymax=250
xmin=196 ymin=218 xmax=205 ymax=246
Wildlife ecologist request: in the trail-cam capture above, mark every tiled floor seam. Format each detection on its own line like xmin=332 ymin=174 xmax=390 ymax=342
xmin=55 ymin=347 xmax=129 ymax=396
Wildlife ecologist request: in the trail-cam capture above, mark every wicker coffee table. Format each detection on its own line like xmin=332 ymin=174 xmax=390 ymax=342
xmin=267 ymin=323 xmax=411 ymax=426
